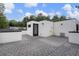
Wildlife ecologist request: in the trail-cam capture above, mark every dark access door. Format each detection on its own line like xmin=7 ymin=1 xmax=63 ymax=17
xmin=33 ymin=23 xmax=38 ymax=36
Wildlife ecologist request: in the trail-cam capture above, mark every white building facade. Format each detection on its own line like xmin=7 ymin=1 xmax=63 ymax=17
xmin=26 ymin=20 xmax=53 ymax=37
xmin=53 ymin=20 xmax=78 ymax=37
xmin=26 ymin=19 xmax=79 ymax=37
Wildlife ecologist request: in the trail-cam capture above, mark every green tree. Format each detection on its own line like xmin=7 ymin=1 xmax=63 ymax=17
xmin=45 ymin=16 xmax=50 ymax=21
xmin=0 ymin=16 xmax=9 ymax=29
xmin=0 ymin=3 xmax=9 ymax=29
xmin=52 ymin=15 xmax=59 ymax=22
xmin=22 ymin=15 xmax=36 ymax=27
xmin=17 ymin=21 xmax=24 ymax=27
xmin=36 ymin=13 xmax=50 ymax=21
xmin=9 ymin=20 xmax=18 ymax=27
xmin=51 ymin=15 xmax=66 ymax=22
xmin=36 ymin=13 xmax=44 ymax=21
xmin=22 ymin=16 xmax=29 ymax=27
xmin=60 ymin=16 xmax=66 ymax=21
xmin=23 ymin=13 xmax=50 ymax=22
xmin=29 ymin=15 xmax=36 ymax=21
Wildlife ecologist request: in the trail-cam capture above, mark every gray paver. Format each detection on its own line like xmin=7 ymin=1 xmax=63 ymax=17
xmin=0 ymin=35 xmax=79 ymax=56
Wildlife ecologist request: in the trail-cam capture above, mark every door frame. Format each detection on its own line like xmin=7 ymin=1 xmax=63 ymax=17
xmin=33 ymin=23 xmax=39 ymax=36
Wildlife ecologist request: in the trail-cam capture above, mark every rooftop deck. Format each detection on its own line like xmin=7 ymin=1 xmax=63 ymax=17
xmin=0 ymin=35 xmax=79 ymax=56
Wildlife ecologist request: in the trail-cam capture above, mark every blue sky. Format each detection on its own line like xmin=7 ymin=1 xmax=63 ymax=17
xmin=4 ymin=3 xmax=79 ymax=21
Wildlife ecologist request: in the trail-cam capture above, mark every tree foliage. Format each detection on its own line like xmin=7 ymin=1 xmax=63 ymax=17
xmin=17 ymin=21 xmax=24 ymax=27
xmin=0 ymin=3 xmax=9 ymax=29
xmin=51 ymin=15 xmax=66 ymax=22
xmin=29 ymin=15 xmax=36 ymax=21
xmin=9 ymin=20 xmax=18 ymax=27
xmin=0 ymin=16 xmax=9 ymax=29
xmin=52 ymin=15 xmax=59 ymax=22
xmin=60 ymin=16 xmax=66 ymax=21
xmin=36 ymin=13 xmax=49 ymax=21
xmin=0 ymin=10 xmax=67 ymax=29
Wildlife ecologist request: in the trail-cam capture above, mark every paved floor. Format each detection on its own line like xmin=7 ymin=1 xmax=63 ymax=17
xmin=0 ymin=35 xmax=79 ymax=56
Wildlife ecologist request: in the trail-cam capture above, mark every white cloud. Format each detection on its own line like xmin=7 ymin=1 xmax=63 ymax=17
xmin=66 ymin=9 xmax=79 ymax=20
xmin=18 ymin=12 xmax=33 ymax=21
xmin=63 ymin=4 xmax=74 ymax=18
xmin=63 ymin=4 xmax=79 ymax=21
xmin=35 ymin=10 xmax=48 ymax=16
xmin=17 ymin=15 xmax=25 ymax=21
xmin=4 ymin=3 xmax=15 ymax=14
xmin=35 ymin=10 xmax=62 ymax=19
xmin=63 ymin=4 xmax=72 ymax=11
xmin=55 ymin=12 xmax=61 ymax=17
xmin=48 ymin=11 xmax=62 ymax=19
xmin=67 ymin=11 xmax=74 ymax=17
xmin=17 ymin=12 xmax=33 ymax=21
xmin=17 ymin=9 xmax=23 ymax=14
xmin=4 ymin=9 xmax=12 ymax=14
xmin=25 ymin=12 xmax=32 ymax=17
xmin=24 ymin=3 xmax=38 ymax=8
xmin=48 ymin=12 xmax=55 ymax=19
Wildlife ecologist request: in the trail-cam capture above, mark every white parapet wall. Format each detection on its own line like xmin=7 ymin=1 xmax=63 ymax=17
xmin=69 ymin=32 xmax=79 ymax=44
xmin=22 ymin=30 xmax=27 ymax=35
xmin=0 ymin=32 xmax=22 ymax=44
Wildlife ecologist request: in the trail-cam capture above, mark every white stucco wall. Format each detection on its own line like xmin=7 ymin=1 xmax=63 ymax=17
xmin=26 ymin=21 xmax=33 ymax=36
xmin=0 ymin=32 xmax=22 ymax=44
xmin=26 ymin=20 xmax=53 ymax=37
xmin=69 ymin=33 xmax=79 ymax=44
xmin=53 ymin=20 xmax=78 ymax=37
xmin=39 ymin=20 xmax=53 ymax=37
xmin=27 ymin=21 xmax=39 ymax=36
